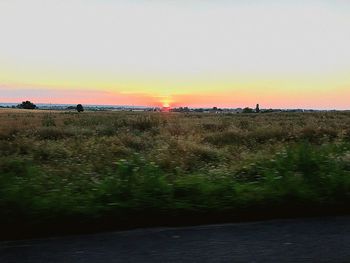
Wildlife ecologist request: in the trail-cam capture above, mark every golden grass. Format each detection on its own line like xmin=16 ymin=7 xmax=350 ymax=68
xmin=1 ymin=109 xmax=349 ymax=174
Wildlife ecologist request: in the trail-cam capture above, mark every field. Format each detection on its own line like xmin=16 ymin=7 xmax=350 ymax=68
xmin=1 ymin=109 xmax=350 ymax=238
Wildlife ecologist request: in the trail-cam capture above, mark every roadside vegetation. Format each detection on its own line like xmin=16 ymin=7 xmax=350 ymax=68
xmin=1 ymin=110 xmax=350 ymax=238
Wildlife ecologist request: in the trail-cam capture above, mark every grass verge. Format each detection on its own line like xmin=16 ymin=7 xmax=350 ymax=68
xmin=1 ymin=142 xmax=350 ymax=239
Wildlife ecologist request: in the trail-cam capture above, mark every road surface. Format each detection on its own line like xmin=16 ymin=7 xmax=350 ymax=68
xmin=1 ymin=216 xmax=350 ymax=262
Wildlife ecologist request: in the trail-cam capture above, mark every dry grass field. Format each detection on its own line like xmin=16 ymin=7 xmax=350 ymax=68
xmin=1 ymin=109 xmax=350 ymax=238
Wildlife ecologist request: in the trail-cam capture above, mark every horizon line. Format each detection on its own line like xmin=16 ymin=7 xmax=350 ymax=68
xmin=0 ymin=101 xmax=346 ymax=111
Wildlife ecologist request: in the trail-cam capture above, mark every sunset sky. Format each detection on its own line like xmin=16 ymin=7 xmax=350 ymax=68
xmin=1 ymin=0 xmax=350 ymax=109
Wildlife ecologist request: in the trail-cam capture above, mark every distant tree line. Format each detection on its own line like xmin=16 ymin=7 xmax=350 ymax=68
xmin=66 ymin=104 xmax=84 ymax=112
xmin=12 ymin=100 xmax=272 ymax=114
xmin=171 ymin=105 xmax=265 ymax=114
xmin=14 ymin=101 xmax=85 ymax=112
xmin=242 ymin=104 xmax=260 ymax=113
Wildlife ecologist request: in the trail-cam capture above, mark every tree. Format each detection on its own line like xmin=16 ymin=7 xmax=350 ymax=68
xmin=76 ymin=104 xmax=84 ymax=113
xmin=255 ymin=104 xmax=260 ymax=113
xmin=17 ymin=101 xmax=37 ymax=110
xmin=242 ymin=107 xmax=254 ymax=113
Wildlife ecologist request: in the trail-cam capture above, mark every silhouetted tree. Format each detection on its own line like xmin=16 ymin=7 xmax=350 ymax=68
xmin=242 ymin=107 xmax=254 ymax=113
xmin=17 ymin=101 xmax=37 ymax=109
xmin=76 ymin=104 xmax=84 ymax=113
xmin=255 ymin=104 xmax=260 ymax=113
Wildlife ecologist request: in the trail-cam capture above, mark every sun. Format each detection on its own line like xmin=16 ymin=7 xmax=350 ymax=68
xmin=161 ymin=99 xmax=171 ymax=108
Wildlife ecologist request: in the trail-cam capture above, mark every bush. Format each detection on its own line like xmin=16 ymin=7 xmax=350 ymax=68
xmin=17 ymin=101 xmax=37 ymax=110
xmin=242 ymin=107 xmax=254 ymax=114
xmin=77 ymin=104 xmax=84 ymax=113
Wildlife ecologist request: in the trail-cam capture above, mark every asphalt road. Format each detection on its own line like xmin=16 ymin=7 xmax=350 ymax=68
xmin=1 ymin=216 xmax=350 ymax=263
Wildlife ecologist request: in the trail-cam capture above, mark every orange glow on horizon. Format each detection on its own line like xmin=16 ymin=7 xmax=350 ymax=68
xmin=2 ymin=83 xmax=350 ymax=110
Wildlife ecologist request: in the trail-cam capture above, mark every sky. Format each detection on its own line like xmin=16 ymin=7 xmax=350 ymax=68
xmin=1 ymin=0 xmax=350 ymax=109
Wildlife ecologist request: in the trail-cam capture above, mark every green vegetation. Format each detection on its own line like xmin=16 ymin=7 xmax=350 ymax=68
xmin=1 ymin=110 xmax=350 ymax=238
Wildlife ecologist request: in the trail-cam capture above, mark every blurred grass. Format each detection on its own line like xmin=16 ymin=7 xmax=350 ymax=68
xmin=1 ymin=110 xmax=350 ymax=238
xmin=1 ymin=143 xmax=350 ymax=219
